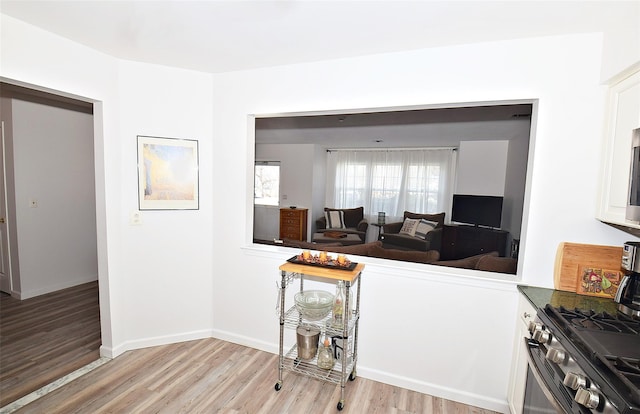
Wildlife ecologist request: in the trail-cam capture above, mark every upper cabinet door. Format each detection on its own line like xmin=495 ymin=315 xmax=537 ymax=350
xmin=597 ymin=67 xmax=640 ymax=231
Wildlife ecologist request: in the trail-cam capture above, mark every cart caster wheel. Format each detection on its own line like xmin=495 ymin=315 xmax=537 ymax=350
xmin=349 ymin=371 xmax=357 ymax=381
xmin=274 ymin=382 xmax=282 ymax=391
xmin=337 ymin=401 xmax=344 ymax=411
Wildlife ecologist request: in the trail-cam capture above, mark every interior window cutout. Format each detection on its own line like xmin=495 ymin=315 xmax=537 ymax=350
xmin=254 ymin=162 xmax=280 ymax=206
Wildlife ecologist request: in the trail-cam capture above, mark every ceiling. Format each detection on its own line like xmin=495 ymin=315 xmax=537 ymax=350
xmin=1 ymin=1 xmax=635 ymax=74
xmin=255 ymin=102 xmax=533 ymax=148
xmin=2 ymin=1 xmax=628 ymax=149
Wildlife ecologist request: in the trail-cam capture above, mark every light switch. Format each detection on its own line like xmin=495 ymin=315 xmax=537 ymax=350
xmin=130 ymin=211 xmax=142 ymax=225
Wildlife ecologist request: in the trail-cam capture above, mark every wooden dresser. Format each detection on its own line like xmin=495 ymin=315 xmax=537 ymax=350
xmin=279 ymin=208 xmax=308 ymax=241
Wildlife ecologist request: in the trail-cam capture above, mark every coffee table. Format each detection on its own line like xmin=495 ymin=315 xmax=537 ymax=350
xmin=312 ymin=232 xmax=363 ymax=246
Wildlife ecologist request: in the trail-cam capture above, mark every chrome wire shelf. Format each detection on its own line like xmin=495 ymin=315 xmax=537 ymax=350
xmin=283 ymin=306 xmax=359 ymax=335
xmin=281 ymin=344 xmax=356 ymax=385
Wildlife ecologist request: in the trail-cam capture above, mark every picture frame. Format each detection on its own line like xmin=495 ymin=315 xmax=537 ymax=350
xmin=137 ymin=135 xmax=199 ymax=210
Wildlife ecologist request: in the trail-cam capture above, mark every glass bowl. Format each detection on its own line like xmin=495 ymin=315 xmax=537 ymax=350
xmin=294 ymin=290 xmax=334 ymax=321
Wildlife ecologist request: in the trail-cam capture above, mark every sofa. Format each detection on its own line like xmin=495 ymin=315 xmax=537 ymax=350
xmin=282 ymin=240 xmax=440 ymax=264
xmin=381 ymin=211 xmax=445 ymax=252
xmin=315 ymin=207 xmax=369 ymax=242
xmin=432 ymin=251 xmax=517 ymax=274
xmin=281 ymin=239 xmax=517 ymax=273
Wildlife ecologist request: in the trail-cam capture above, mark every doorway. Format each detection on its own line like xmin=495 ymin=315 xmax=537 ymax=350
xmin=0 ymin=82 xmax=100 ymax=406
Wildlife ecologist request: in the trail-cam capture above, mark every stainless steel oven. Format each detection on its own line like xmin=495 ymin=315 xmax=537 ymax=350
xmin=524 ymin=334 xmax=597 ymax=413
xmin=627 ymin=128 xmax=640 ymax=222
xmin=522 ymin=362 xmax=565 ymax=414
xmin=522 ymin=305 xmax=640 ymax=414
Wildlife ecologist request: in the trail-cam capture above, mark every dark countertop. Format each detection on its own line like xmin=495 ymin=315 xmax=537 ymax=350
xmin=518 ymin=285 xmax=620 ymax=314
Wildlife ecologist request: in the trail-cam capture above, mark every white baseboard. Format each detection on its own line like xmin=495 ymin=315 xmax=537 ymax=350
xmin=102 ymin=329 xmax=214 ymax=359
xmin=357 ymin=366 xmax=509 ymax=413
xmin=211 ymin=328 xmax=277 ymax=354
xmin=209 ymin=329 xmax=509 ymax=413
xmin=16 ymin=276 xmax=98 ymax=300
xmin=103 ymin=329 xmax=508 ymax=413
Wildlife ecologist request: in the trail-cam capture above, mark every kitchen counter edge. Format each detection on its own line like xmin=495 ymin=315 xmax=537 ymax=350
xmin=517 ymin=285 xmax=619 ymax=314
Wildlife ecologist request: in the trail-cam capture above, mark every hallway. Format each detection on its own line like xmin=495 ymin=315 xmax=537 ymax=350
xmin=0 ymin=282 xmax=100 ymax=407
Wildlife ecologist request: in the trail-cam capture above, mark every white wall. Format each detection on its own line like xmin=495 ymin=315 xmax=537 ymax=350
xmin=311 ymin=145 xmax=327 ymax=234
xmin=3 ymin=12 xmax=638 ymax=413
xmin=113 ymin=60 xmax=215 ymax=354
xmin=503 ymin=127 xmax=531 ymax=240
xmin=10 ymin=98 xmax=97 ymax=298
xmin=599 ymin=5 xmax=640 ymax=82
xmin=1 ymin=15 xmax=215 ymax=357
xmin=456 ymin=140 xmax=509 ymax=196
xmin=212 ymin=33 xmax=632 ymax=412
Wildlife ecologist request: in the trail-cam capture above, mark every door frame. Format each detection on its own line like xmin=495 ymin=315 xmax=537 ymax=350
xmin=0 ymin=120 xmax=13 ymax=294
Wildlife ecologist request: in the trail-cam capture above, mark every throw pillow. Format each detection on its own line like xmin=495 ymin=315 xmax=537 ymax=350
xmin=414 ymin=219 xmax=438 ymax=240
xmin=325 ymin=210 xmax=346 ymax=229
xmin=398 ymin=218 xmax=419 ymax=236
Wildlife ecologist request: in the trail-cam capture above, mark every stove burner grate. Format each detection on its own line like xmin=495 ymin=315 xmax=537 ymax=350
xmin=597 ymin=355 xmax=640 ymax=405
xmin=555 ymin=306 xmax=640 ymax=334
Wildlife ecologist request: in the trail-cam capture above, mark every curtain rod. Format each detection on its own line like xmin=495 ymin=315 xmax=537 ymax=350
xmin=326 ymin=146 xmax=457 ymax=152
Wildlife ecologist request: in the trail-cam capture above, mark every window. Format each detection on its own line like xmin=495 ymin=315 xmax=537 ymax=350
xmin=327 ymin=149 xmax=455 ymax=219
xmin=254 ymin=162 xmax=280 ymax=206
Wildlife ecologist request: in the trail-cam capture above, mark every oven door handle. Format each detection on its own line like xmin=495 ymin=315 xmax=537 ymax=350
xmin=524 ymin=337 xmax=570 ymax=414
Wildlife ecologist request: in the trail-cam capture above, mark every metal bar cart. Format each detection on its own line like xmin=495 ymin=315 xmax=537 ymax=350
xmin=274 ymin=260 xmax=364 ymax=411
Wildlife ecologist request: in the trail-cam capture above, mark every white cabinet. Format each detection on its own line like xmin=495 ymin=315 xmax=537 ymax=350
xmin=507 ymin=293 xmax=535 ymax=414
xmin=597 ymin=65 xmax=640 ymax=230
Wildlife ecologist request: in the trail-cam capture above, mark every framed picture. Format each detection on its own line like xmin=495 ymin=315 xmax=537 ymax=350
xmin=137 ymin=135 xmax=199 ymax=210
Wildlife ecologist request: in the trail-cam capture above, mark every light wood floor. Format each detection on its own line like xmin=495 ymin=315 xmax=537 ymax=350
xmin=2 ymin=283 xmax=499 ymax=413
xmin=0 ymin=282 xmax=101 ymax=406
xmin=11 ymin=337 xmax=499 ymax=414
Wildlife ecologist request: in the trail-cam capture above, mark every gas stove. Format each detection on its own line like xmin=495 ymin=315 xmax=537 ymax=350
xmin=530 ymin=304 xmax=640 ymax=413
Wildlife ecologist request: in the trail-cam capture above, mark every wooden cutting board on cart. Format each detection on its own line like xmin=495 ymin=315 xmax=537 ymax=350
xmin=553 ymin=242 xmax=623 ymax=293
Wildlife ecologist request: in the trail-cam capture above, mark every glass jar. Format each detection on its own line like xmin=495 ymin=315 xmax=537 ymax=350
xmin=317 ymin=338 xmax=335 ymax=370
xmin=332 ymin=280 xmax=345 ymax=328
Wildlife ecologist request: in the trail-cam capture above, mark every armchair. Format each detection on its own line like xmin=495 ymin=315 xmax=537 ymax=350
xmin=315 ymin=207 xmax=369 ymax=242
xmin=381 ymin=211 xmax=445 ymax=251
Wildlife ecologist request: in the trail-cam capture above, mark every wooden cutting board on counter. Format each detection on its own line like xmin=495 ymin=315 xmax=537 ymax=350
xmin=553 ymin=242 xmax=623 ymax=293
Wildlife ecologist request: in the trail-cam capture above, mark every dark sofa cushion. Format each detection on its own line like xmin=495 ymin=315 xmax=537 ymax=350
xmin=476 ymin=255 xmax=517 ymax=274
xmin=324 ymin=241 xmax=382 ymax=256
xmin=282 ymin=239 xmax=381 ymax=256
xmin=324 ymin=207 xmax=364 ymax=229
xmin=432 ymin=251 xmax=499 ymax=269
xmin=368 ymin=245 xmax=440 ymax=263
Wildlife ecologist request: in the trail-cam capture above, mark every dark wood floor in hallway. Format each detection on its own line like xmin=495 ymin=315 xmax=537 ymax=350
xmin=0 ymin=281 xmax=101 ymax=406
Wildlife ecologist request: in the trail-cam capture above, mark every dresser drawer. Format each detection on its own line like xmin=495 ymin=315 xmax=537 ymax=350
xmin=281 ymin=210 xmax=301 ymax=218
xmin=280 ymin=231 xmax=300 ymax=240
xmin=280 ymin=224 xmax=301 ymax=234
xmin=281 ymin=218 xmax=301 ymax=226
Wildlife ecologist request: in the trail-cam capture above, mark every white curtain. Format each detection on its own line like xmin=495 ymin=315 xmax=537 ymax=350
xmin=326 ymin=149 xmax=456 ymax=228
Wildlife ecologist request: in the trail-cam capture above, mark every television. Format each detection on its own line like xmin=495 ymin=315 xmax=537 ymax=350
xmin=451 ymin=194 xmax=503 ymax=228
